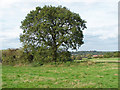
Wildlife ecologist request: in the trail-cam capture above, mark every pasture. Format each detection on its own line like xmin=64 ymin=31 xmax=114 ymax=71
xmin=89 ymin=58 xmax=118 ymax=61
xmin=89 ymin=58 xmax=119 ymax=63
xmin=2 ymin=58 xmax=118 ymax=88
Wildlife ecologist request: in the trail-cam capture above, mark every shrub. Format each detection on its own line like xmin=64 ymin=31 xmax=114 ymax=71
xmin=75 ymin=55 xmax=82 ymax=60
xmin=2 ymin=48 xmax=30 ymax=65
xmin=2 ymin=47 xmax=72 ymax=65
xmin=58 ymin=51 xmax=71 ymax=63
xmin=103 ymin=53 xmax=112 ymax=58
xmin=71 ymin=55 xmax=76 ymax=60
xmin=113 ymin=52 xmax=119 ymax=57
xmin=2 ymin=49 xmax=19 ymax=65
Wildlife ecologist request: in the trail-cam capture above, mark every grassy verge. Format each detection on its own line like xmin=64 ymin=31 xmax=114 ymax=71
xmin=2 ymin=62 xmax=118 ymax=88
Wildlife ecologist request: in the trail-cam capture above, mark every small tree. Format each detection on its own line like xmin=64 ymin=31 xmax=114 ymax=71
xmin=104 ymin=53 xmax=111 ymax=58
xmin=20 ymin=5 xmax=87 ymax=62
xmin=113 ymin=52 xmax=119 ymax=57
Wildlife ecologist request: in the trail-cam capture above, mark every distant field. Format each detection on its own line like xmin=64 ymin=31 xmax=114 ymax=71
xmin=2 ymin=61 xmax=118 ymax=88
xmin=90 ymin=58 xmax=118 ymax=61
xmin=74 ymin=58 xmax=119 ymax=63
xmin=89 ymin=58 xmax=119 ymax=63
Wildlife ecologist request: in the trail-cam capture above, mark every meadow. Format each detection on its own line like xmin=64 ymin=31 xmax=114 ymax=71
xmin=89 ymin=58 xmax=118 ymax=61
xmin=2 ymin=58 xmax=118 ymax=88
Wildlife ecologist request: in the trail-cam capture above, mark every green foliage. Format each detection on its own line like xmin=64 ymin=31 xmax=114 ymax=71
xmin=98 ymin=55 xmax=104 ymax=58
xmin=2 ymin=48 xmax=31 ymax=65
xmin=57 ymin=50 xmax=71 ymax=62
xmin=71 ymin=55 xmax=76 ymax=60
xmin=71 ymin=51 xmax=105 ymax=55
xmin=20 ymin=5 xmax=86 ymax=62
xmin=103 ymin=52 xmax=113 ymax=58
xmin=33 ymin=47 xmax=53 ymax=63
xmin=86 ymin=54 xmax=92 ymax=59
xmin=75 ymin=55 xmax=82 ymax=60
xmin=71 ymin=51 xmax=119 ymax=58
xmin=2 ymin=48 xmax=71 ymax=65
xmin=2 ymin=49 xmax=19 ymax=65
xmin=113 ymin=52 xmax=119 ymax=57
xmin=2 ymin=47 xmax=119 ymax=66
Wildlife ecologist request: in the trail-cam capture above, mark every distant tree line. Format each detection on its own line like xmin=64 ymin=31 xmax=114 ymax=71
xmin=1 ymin=48 xmax=72 ymax=65
xmin=1 ymin=48 xmax=119 ymax=65
xmin=71 ymin=51 xmax=119 ymax=60
xmin=71 ymin=51 xmax=108 ymax=55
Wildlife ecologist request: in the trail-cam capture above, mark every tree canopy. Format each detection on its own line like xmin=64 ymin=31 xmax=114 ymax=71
xmin=20 ymin=5 xmax=87 ymax=62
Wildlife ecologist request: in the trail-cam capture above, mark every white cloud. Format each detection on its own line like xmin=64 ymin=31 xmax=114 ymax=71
xmin=0 ymin=0 xmax=118 ymax=50
xmin=58 ymin=0 xmax=119 ymax=4
xmin=0 ymin=0 xmax=22 ymax=9
xmin=0 ymin=26 xmax=22 ymax=49
xmin=34 ymin=0 xmax=60 ymax=3
xmin=0 ymin=26 xmax=22 ymax=42
xmin=83 ymin=26 xmax=118 ymax=40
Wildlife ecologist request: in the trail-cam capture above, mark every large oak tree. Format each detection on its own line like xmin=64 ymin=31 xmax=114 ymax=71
xmin=20 ymin=5 xmax=87 ymax=62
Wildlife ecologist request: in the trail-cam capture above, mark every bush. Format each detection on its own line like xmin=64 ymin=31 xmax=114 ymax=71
xmin=2 ymin=49 xmax=19 ymax=65
xmin=2 ymin=48 xmax=30 ymax=65
xmin=103 ymin=53 xmax=112 ymax=58
xmin=2 ymin=47 xmax=72 ymax=65
xmin=113 ymin=52 xmax=119 ymax=57
xmin=58 ymin=51 xmax=71 ymax=63
xmin=33 ymin=47 xmax=53 ymax=63
xmin=71 ymin=55 xmax=76 ymax=60
xmin=75 ymin=55 xmax=82 ymax=60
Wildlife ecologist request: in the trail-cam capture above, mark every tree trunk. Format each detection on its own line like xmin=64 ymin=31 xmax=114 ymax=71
xmin=53 ymin=46 xmax=57 ymax=64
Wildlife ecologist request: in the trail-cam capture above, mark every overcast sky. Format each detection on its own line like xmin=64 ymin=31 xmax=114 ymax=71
xmin=0 ymin=0 xmax=119 ymax=51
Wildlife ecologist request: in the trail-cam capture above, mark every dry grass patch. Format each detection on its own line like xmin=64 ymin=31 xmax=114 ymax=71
xmin=80 ymin=82 xmax=96 ymax=87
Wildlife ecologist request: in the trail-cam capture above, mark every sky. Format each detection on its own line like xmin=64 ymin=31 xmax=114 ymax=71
xmin=0 ymin=0 xmax=119 ymax=51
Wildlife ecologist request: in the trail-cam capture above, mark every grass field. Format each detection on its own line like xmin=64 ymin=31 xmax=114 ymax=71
xmin=89 ymin=58 xmax=119 ymax=63
xmin=2 ymin=60 xmax=118 ymax=88
xmin=89 ymin=58 xmax=118 ymax=61
xmin=74 ymin=58 xmax=119 ymax=63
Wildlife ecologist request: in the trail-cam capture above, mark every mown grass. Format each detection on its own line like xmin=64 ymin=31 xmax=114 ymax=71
xmin=2 ymin=61 xmax=118 ymax=88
